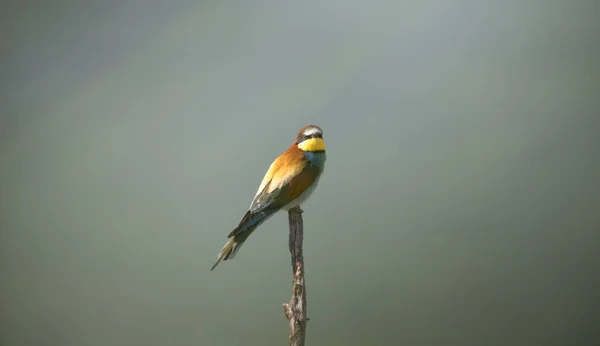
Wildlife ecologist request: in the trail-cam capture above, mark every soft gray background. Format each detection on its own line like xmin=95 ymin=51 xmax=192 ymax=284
xmin=1 ymin=1 xmax=599 ymax=345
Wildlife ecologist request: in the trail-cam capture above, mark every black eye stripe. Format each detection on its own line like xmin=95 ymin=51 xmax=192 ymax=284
xmin=302 ymin=133 xmax=322 ymax=139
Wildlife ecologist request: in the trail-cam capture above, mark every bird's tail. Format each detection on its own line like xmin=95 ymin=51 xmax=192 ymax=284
xmin=210 ymin=227 xmax=255 ymax=271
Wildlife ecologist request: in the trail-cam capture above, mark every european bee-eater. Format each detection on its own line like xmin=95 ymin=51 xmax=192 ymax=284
xmin=211 ymin=125 xmax=326 ymax=271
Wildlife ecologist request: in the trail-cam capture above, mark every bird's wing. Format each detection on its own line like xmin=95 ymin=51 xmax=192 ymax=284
xmin=248 ymin=146 xmax=307 ymax=212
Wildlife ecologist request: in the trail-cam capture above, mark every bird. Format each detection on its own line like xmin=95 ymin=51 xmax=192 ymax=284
xmin=210 ymin=124 xmax=326 ymax=271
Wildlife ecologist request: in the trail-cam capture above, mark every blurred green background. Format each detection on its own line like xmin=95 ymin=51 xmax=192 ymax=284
xmin=1 ymin=1 xmax=599 ymax=345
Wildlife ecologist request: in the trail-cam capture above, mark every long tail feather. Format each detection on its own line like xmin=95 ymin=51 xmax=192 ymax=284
xmin=210 ymin=237 xmax=235 ymax=271
xmin=211 ymin=208 xmax=280 ymax=271
xmin=210 ymin=226 xmax=256 ymax=271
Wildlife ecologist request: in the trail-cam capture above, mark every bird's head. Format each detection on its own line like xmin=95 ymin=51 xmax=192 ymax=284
xmin=295 ymin=125 xmax=325 ymax=152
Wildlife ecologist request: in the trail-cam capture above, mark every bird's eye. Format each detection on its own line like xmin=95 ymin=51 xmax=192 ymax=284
xmin=303 ymin=134 xmax=310 ymax=139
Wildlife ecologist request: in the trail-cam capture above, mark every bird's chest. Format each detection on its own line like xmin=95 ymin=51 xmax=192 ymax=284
xmin=302 ymin=151 xmax=326 ymax=170
xmin=282 ymin=150 xmax=325 ymax=211
xmin=282 ymin=176 xmax=321 ymax=211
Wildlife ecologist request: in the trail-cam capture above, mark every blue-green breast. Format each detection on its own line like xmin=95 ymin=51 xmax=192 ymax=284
xmin=303 ymin=151 xmax=326 ymax=170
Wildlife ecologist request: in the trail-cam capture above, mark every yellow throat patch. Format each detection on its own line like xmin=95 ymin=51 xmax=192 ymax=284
xmin=297 ymin=138 xmax=326 ymax=152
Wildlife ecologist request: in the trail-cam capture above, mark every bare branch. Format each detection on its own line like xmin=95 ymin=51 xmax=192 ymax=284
xmin=283 ymin=206 xmax=307 ymax=346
